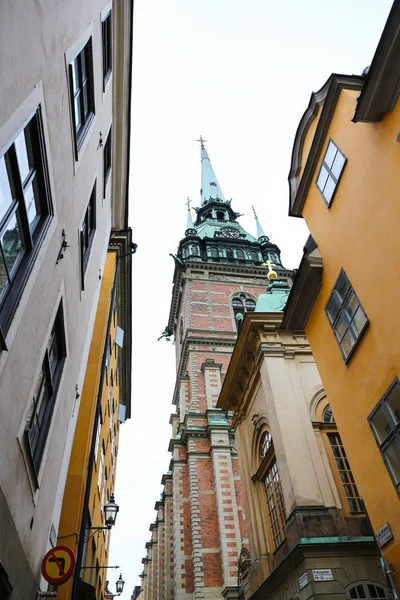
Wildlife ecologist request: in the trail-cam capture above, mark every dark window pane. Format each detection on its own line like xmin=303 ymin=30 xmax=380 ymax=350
xmin=377 ymin=587 xmax=386 ymax=598
xmin=0 ymin=156 xmax=13 ymax=223
xmin=334 ymin=313 xmax=348 ymax=343
xmin=1 ymin=211 xmax=24 ymax=279
xmin=349 ymin=587 xmax=358 ymax=599
xmin=0 ymin=249 xmax=10 ymax=301
xmin=386 ymin=382 xmax=400 ymax=424
xmin=344 ymin=291 xmax=359 ymax=319
xmin=340 ymin=329 xmax=355 ymax=358
xmin=326 ymin=292 xmax=341 ymax=324
xmin=357 ymin=585 xmax=366 ymax=599
xmin=335 ymin=271 xmax=350 ymax=301
xmin=232 ymin=299 xmax=243 ymax=308
xmin=367 ymin=585 xmax=378 ymax=598
xmin=371 ymin=405 xmax=393 ymax=443
xmin=384 ymin=437 xmax=400 ymax=484
xmin=323 ymin=405 xmax=335 ymax=423
xmin=352 ymin=306 xmax=368 ymax=335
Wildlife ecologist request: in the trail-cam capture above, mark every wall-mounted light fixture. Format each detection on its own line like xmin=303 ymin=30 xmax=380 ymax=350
xmin=56 ymin=230 xmax=70 ymax=265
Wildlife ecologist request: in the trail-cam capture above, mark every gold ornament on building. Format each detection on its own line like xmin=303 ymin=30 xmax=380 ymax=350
xmin=262 ymin=260 xmax=278 ymax=280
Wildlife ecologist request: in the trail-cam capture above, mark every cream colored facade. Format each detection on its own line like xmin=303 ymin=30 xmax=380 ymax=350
xmin=218 ymin=310 xmax=386 ymax=600
xmin=0 ymin=0 xmax=133 ymax=598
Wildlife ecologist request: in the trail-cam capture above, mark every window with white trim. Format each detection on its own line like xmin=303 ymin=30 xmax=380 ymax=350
xmin=316 ymin=139 xmax=346 ymax=206
xmin=25 ymin=302 xmax=66 ymax=473
xmin=69 ymin=37 xmax=95 ymax=155
xmin=325 ymin=269 xmax=368 ymax=361
xmin=0 ymin=108 xmax=53 ymax=347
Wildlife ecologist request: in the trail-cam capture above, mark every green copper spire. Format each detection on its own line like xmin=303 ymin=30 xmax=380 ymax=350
xmin=198 ymin=136 xmax=226 ymax=204
xmin=186 ymin=197 xmax=194 ymax=229
xmin=252 ymin=205 xmax=269 ymax=241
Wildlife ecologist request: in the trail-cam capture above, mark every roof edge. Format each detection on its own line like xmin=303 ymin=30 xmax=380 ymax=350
xmin=289 ymin=74 xmax=364 ymax=218
xmin=354 ymin=0 xmax=400 ymax=123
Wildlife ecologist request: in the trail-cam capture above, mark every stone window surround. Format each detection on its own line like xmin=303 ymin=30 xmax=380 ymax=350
xmin=315 ymin=400 xmax=365 ymax=516
xmin=16 ymin=288 xmax=68 ymax=502
xmin=65 ymin=22 xmax=97 ymax=171
xmin=0 ymin=84 xmax=56 ymax=351
xmin=252 ymin=428 xmax=287 ymax=554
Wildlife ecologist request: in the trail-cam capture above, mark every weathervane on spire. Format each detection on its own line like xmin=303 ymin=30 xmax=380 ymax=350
xmin=185 ymin=197 xmax=191 ymax=211
xmin=252 ymin=204 xmax=258 ymax=219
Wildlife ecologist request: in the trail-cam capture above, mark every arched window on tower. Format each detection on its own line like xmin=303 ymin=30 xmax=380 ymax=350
xmin=204 ymin=212 xmax=212 ymax=220
xmin=216 ymin=211 xmax=225 ymax=220
xmin=210 ymin=247 xmax=218 ymax=258
xmin=256 ymin=430 xmax=286 ymax=551
xmin=245 ymin=299 xmax=256 ymax=312
xmin=251 ymin=251 xmax=259 ymax=264
xmin=231 ymin=294 xmax=257 ymax=330
xmin=226 ymin=248 xmax=233 ymax=261
xmin=236 ymin=249 xmax=244 ymax=261
xmin=318 ymin=403 xmax=365 ymax=514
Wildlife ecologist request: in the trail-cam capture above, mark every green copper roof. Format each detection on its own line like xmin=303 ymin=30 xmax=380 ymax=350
xmin=255 ymin=280 xmax=291 ymax=313
xmin=194 ymin=219 xmax=258 ymax=242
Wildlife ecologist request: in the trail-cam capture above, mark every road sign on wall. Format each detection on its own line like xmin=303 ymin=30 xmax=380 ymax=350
xmin=41 ymin=546 xmax=75 ymax=585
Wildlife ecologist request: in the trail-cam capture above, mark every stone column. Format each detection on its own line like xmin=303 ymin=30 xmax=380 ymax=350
xmin=156 ymin=504 xmax=165 ymax=600
xmin=209 ymin=414 xmax=242 ymax=599
xmin=172 ymin=453 xmax=193 ymax=600
xmin=259 ymin=343 xmax=336 ymax=515
xmin=162 ymin=473 xmax=174 ymax=600
xmin=187 ymin=434 xmax=206 ymax=600
xmin=179 ymin=374 xmax=191 ymax=423
xmin=201 ymin=360 xmax=222 ymax=409
xmin=146 ymin=542 xmax=153 ymax=600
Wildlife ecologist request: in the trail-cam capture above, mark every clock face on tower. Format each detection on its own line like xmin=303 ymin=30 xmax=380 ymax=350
xmin=221 ymin=227 xmax=240 ymax=238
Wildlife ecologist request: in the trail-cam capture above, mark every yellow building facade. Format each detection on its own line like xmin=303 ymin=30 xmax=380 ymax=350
xmin=284 ymin=1 xmax=400 ymax=591
xmin=56 ymin=230 xmax=132 ymax=600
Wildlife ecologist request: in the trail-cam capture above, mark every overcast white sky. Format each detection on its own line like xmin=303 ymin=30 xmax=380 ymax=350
xmin=107 ymin=0 xmax=393 ymax=595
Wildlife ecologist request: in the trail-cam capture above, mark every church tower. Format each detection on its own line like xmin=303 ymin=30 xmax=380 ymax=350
xmin=140 ymin=140 xmax=293 ymax=600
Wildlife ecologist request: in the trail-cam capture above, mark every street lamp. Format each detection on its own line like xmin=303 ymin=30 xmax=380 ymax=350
xmin=116 ymin=573 xmax=125 ymax=594
xmin=105 ymin=574 xmax=125 ymax=598
xmin=105 ymin=494 xmax=119 ymax=528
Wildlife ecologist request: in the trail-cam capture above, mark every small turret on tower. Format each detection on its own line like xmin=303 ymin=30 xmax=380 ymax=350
xmin=252 ymin=205 xmax=269 ymax=243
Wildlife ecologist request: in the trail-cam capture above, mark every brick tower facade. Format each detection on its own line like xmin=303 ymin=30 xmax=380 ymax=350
xmin=140 ymin=140 xmax=293 ymax=600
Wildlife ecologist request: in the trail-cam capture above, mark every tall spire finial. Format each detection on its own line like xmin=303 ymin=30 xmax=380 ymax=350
xmin=252 ymin=204 xmax=268 ymax=241
xmin=196 ymin=138 xmax=225 ymax=203
xmin=185 ymin=197 xmax=194 ymax=230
